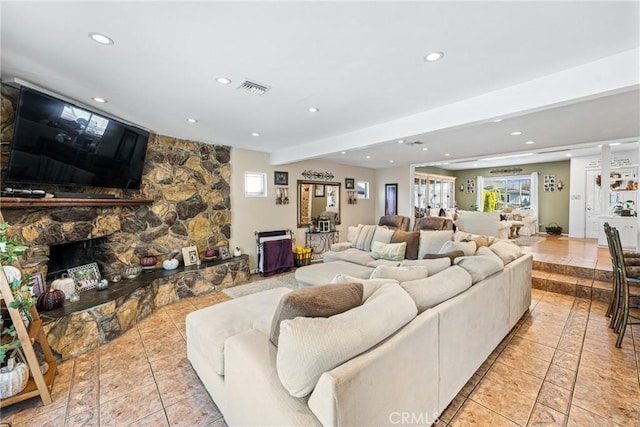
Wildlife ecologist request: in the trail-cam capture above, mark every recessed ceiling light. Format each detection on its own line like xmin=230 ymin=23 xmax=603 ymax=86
xmin=216 ymin=77 xmax=232 ymax=85
xmin=397 ymin=140 xmax=404 ymax=144
xmin=92 ymin=97 xmax=107 ymax=103
xmin=422 ymin=148 xmax=428 ymax=151
xmin=525 ymin=140 xmax=535 ymax=145
xmin=511 ymin=131 xmax=522 ymax=136
xmin=609 ymin=142 xmax=621 ymax=146
xmin=598 ymin=144 xmax=603 ymax=148
xmin=251 ymin=132 xmax=260 ymax=137
xmin=187 ymin=118 xmax=197 ymax=123
xmin=424 ymin=51 xmax=444 ymax=62
xmin=444 ymin=153 xmax=451 ymax=157
xmin=389 ymin=160 xmax=394 ymax=163
xmin=566 ymin=153 xmax=572 ymax=157
xmin=308 ymin=107 xmax=320 ymax=113
xmin=473 ymin=164 xmax=479 ymax=167
xmin=341 ymin=151 xmax=346 ymax=155
xmin=366 ymin=155 xmax=371 ymax=159
xmin=89 ymin=32 xmax=114 ymax=45
xmin=493 ymin=119 xmax=503 ymax=123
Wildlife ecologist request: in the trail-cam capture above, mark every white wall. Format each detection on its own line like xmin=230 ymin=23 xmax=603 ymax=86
xmin=231 ymin=148 xmax=377 ymax=272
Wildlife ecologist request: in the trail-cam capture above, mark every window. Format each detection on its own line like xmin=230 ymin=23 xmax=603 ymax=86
xmin=356 ymin=181 xmax=369 ymax=199
xmin=481 ymin=176 xmax=531 ymax=212
xmin=244 ymin=172 xmax=267 ymax=197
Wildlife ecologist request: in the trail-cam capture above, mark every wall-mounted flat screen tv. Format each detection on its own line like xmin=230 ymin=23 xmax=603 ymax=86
xmin=5 ymin=87 xmax=150 ymax=190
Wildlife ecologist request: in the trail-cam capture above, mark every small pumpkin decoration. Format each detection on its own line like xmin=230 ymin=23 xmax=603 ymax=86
xmin=162 ymin=258 xmax=179 ymax=270
xmin=139 ymin=256 xmax=158 ymax=267
xmin=36 ymin=289 xmax=65 ymax=311
xmin=0 ymin=351 xmax=29 ymax=399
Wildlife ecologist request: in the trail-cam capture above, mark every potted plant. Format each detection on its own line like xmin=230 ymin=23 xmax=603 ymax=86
xmin=0 ymin=222 xmax=34 ymax=398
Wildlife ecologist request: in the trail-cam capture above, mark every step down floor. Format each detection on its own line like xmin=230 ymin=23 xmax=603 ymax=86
xmin=532 ymin=259 xmax=613 ymax=302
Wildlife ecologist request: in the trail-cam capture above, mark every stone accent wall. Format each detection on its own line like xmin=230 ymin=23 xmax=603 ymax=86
xmin=1 ymin=84 xmax=232 ymax=279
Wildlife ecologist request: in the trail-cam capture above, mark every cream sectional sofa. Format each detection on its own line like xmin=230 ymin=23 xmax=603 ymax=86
xmin=186 ymin=225 xmax=532 ymax=426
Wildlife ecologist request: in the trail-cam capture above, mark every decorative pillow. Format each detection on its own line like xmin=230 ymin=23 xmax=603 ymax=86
xmin=454 ymin=231 xmax=497 ymax=246
xmin=331 ymin=274 xmax=398 ymax=301
xmin=440 ymin=240 xmax=476 ymax=256
xmin=269 ymin=283 xmax=363 ymax=346
xmin=351 ymin=224 xmax=378 ymax=251
xmin=370 ymin=241 xmax=407 ymax=261
xmin=391 ymin=230 xmax=420 ymax=260
xmin=417 ymin=230 xmax=454 ymax=259
xmin=276 ymin=283 xmax=417 ymax=397
xmin=489 ymin=240 xmax=523 ymax=265
xmin=466 ymin=236 xmax=489 ymax=248
xmin=400 ymin=258 xmax=451 ymax=275
xmin=372 ymin=226 xmax=395 ymax=245
xmin=346 ymin=226 xmax=359 ymax=243
xmin=400 ymin=266 xmax=472 ymax=313
xmin=370 ymin=265 xmax=429 ymax=282
xmin=422 ymin=250 xmax=465 ymax=264
xmin=454 ymin=247 xmax=504 ymax=284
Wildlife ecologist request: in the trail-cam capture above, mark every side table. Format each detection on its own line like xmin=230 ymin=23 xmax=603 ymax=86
xmin=305 ymin=231 xmax=339 ymax=261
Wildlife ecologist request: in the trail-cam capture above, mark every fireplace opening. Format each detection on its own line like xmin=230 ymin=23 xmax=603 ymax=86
xmin=47 ymin=237 xmax=109 ymax=281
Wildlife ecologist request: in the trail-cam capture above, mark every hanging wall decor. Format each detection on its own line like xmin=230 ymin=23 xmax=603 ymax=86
xmin=466 ymin=179 xmax=475 ymax=193
xmin=301 ymin=170 xmax=335 ymax=181
xmin=543 ymin=174 xmax=556 ymax=192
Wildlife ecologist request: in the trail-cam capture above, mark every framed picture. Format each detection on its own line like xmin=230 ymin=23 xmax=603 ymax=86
xmin=218 ymin=245 xmax=231 ymax=260
xmin=274 ymin=171 xmax=288 ymax=186
xmin=345 ymin=178 xmax=355 ymax=189
xmin=314 ymin=184 xmax=325 ymax=197
xmin=385 ymin=183 xmax=398 ymax=216
xmin=182 ymin=245 xmax=199 ymax=266
xmin=544 ymin=174 xmax=556 ymax=192
xmin=30 ymin=272 xmax=45 ymax=296
xmin=68 ymin=262 xmax=101 ymax=293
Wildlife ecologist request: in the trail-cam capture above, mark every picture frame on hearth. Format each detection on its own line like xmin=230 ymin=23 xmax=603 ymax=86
xmin=30 ymin=272 xmax=45 ymax=296
xmin=218 ymin=245 xmax=231 ymax=260
xmin=68 ymin=262 xmax=101 ymax=293
xmin=182 ymin=245 xmax=199 ymax=266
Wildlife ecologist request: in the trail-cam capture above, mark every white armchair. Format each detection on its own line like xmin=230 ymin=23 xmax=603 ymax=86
xmin=512 ymin=209 xmax=538 ymax=236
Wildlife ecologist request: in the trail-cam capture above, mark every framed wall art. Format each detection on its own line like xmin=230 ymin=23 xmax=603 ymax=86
xmin=345 ymin=178 xmax=355 ymax=189
xmin=544 ymin=174 xmax=556 ymax=192
xmin=68 ymin=262 xmax=101 ymax=292
xmin=274 ymin=171 xmax=289 ymax=186
xmin=314 ymin=184 xmax=325 ymax=197
xmin=218 ymin=245 xmax=231 ymax=260
xmin=385 ymin=183 xmax=398 ymax=216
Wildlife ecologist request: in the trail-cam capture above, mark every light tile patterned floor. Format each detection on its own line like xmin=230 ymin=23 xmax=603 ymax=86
xmin=2 ymin=237 xmax=639 ymax=426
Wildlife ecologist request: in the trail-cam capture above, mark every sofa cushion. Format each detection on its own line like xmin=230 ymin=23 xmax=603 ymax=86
xmin=454 ymin=231 xmax=498 ymax=246
xmin=467 ymin=236 xmax=489 ymax=248
xmin=351 ymin=225 xmax=378 ymax=251
xmin=331 ymin=274 xmax=398 ymax=301
xmin=391 ymin=230 xmax=420 ymax=260
xmin=417 ymin=230 xmax=454 ymax=259
xmin=440 ymin=240 xmax=477 ymax=256
xmin=454 ymin=246 xmax=504 ymax=284
xmin=323 ymin=248 xmax=376 ymax=266
xmin=296 ymin=260 xmax=374 ymax=288
xmin=370 ymin=241 xmax=407 ymax=261
xmin=276 ymin=283 xmax=417 ymax=397
xmin=270 ymin=283 xmax=363 ymax=346
xmin=370 ymin=265 xmax=429 ymax=282
xmin=400 ymin=266 xmax=473 ymax=313
xmin=372 ymin=226 xmax=395 ymax=245
xmin=366 ymin=259 xmax=403 ymax=268
xmin=489 ymin=240 xmax=523 ymax=265
xmin=400 ymin=258 xmax=451 ymax=275
xmin=422 ymin=250 xmax=465 ymax=264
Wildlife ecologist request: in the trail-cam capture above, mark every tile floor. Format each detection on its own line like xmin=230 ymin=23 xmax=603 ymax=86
xmin=2 ymin=237 xmax=639 ymax=426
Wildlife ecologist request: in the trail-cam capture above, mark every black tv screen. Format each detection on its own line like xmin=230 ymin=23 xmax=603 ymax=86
xmin=5 ymin=87 xmax=149 ymax=190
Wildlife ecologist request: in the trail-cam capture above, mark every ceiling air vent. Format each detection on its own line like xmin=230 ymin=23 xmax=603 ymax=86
xmin=405 ymin=141 xmax=423 ymax=146
xmin=237 ymin=80 xmax=270 ymax=96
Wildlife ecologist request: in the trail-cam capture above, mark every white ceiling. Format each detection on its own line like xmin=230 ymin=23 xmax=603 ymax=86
xmin=2 ymin=1 xmax=639 ymax=170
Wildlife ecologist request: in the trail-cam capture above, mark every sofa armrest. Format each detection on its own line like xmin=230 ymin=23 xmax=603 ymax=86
xmin=330 ymin=242 xmax=352 ymax=252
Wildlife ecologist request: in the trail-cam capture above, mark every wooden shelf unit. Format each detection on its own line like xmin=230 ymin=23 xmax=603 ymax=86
xmin=0 ymin=197 xmax=153 ymax=209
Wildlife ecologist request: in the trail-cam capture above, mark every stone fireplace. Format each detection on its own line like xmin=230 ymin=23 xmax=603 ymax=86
xmin=0 ymin=85 xmax=249 ymax=360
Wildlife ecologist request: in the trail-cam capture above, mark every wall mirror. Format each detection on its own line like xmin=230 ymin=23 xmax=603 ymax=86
xmin=297 ymin=180 xmax=341 ymax=228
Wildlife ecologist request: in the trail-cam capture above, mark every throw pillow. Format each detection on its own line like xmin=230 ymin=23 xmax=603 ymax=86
xmin=422 ymin=250 xmax=465 ymax=264
xmin=417 ymin=230 xmax=454 ymax=259
xmin=440 ymin=240 xmax=476 ymax=256
xmin=331 ymin=274 xmax=398 ymax=301
xmin=400 ymin=258 xmax=451 ymax=275
xmin=391 ymin=230 xmax=420 ymax=260
xmin=489 ymin=240 xmax=523 ymax=265
xmin=400 ymin=266 xmax=472 ymax=313
xmin=346 ymin=226 xmax=359 ymax=243
xmin=454 ymin=247 xmax=504 ymax=284
xmin=276 ymin=283 xmax=417 ymax=397
xmin=372 ymin=226 xmax=395 ymax=245
xmin=468 ymin=236 xmax=489 ymax=248
xmin=369 ymin=265 xmax=429 ymax=282
xmin=269 ymin=283 xmax=363 ymax=346
xmin=351 ymin=224 xmax=378 ymax=251
xmin=370 ymin=241 xmax=407 ymax=261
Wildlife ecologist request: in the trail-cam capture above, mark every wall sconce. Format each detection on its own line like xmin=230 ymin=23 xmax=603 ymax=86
xmin=459 ymin=185 xmax=464 ymax=192
xmin=557 ymin=180 xmax=564 ymax=191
